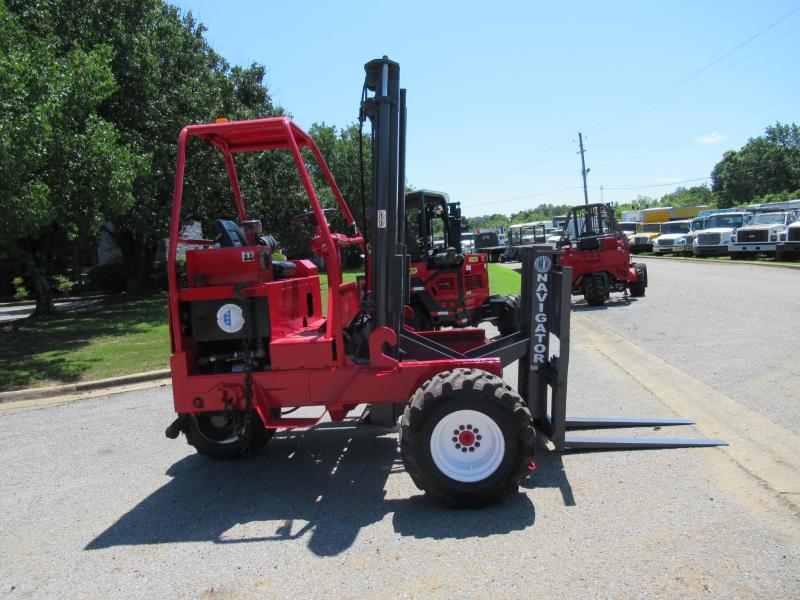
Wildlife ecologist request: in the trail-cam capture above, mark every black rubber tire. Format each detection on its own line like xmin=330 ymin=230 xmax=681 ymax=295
xmin=407 ymin=302 xmax=432 ymax=331
xmin=583 ymin=272 xmax=606 ymax=306
xmin=185 ymin=411 xmax=272 ymax=460
xmin=629 ymin=263 xmax=646 ymax=297
xmin=776 ymin=248 xmax=798 ymax=262
xmin=399 ymin=368 xmax=536 ymax=506
xmin=496 ymin=294 xmax=521 ymax=336
xmin=729 ymin=251 xmax=744 ymax=260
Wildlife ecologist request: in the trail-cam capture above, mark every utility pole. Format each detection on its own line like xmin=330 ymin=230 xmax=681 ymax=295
xmin=578 ymin=132 xmax=590 ymax=205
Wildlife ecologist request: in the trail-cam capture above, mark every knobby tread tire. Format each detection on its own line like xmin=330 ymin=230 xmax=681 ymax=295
xmin=399 ymin=368 xmax=536 ymax=506
xmin=408 ymin=302 xmax=432 ymax=331
xmin=583 ymin=272 xmax=606 ymax=306
xmin=496 ymin=294 xmax=521 ymax=336
xmin=629 ymin=263 xmax=646 ymax=297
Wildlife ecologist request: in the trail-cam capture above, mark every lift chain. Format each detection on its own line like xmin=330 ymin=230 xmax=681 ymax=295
xmin=237 ymin=367 xmax=255 ymax=455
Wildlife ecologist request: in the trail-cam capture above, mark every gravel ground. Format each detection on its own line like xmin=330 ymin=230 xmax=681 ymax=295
xmin=1 ymin=316 xmax=798 ymax=598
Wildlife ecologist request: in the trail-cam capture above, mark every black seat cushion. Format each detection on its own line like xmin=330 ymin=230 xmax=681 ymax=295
xmin=211 ymin=219 xmax=248 ymax=247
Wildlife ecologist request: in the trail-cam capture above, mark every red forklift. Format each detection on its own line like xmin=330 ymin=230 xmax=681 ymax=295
xmin=557 ymin=203 xmax=647 ymax=306
xmin=164 ymin=58 xmax=536 ymax=505
xmin=163 ymin=57 xmax=723 ymax=507
xmin=404 ymin=189 xmax=520 ymax=335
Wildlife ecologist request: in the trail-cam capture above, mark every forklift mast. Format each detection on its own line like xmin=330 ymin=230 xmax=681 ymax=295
xmin=361 ymin=57 xmax=407 ymax=346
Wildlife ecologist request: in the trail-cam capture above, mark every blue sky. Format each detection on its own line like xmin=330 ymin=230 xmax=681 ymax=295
xmin=173 ymin=1 xmax=800 ymax=217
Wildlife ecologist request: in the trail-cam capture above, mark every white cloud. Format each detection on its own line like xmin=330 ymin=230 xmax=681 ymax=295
xmin=695 ymin=131 xmax=727 ymax=145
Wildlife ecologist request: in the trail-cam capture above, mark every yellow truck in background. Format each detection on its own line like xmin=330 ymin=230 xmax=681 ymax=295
xmin=621 ymin=205 xmax=710 ymax=253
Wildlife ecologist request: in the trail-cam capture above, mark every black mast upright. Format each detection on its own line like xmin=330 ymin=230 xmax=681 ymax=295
xmin=362 ymin=56 xmax=404 ymax=347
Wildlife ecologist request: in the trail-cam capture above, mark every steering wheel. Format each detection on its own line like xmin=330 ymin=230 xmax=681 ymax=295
xmin=291 ymin=207 xmax=337 ymax=225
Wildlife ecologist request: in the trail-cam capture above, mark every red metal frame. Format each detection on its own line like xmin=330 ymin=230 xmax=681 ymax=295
xmin=168 ymin=117 xmax=501 ymax=428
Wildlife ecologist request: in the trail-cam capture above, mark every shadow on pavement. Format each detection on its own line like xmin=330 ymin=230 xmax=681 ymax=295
xmin=572 ymin=295 xmax=637 ymax=312
xmin=87 ymin=421 xmax=545 ymax=556
xmin=520 ymin=442 xmax=576 ymax=507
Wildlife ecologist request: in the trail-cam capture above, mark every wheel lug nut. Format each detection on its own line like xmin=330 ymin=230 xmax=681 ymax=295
xmin=475 ymin=442 xmax=480 ymax=447
xmin=452 ymin=437 xmax=457 ymax=442
xmin=459 ymin=425 xmax=465 ymax=430
xmin=467 ymin=424 xmax=472 ymax=429
xmin=455 ymin=443 xmax=461 ymax=449
xmin=461 ymin=447 xmax=467 ymax=453
xmin=469 ymin=447 xmax=475 ymax=452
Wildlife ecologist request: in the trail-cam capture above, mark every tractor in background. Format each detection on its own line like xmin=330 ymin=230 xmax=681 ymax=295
xmin=557 ymin=203 xmax=647 ymax=306
xmin=405 ymin=189 xmax=519 ymax=335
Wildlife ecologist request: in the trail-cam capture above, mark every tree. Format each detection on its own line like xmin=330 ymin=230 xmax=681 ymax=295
xmin=7 ymin=0 xmax=285 ymax=293
xmin=0 ymin=2 xmax=137 ymax=314
xmin=307 ymin=122 xmax=372 ymax=232
xmin=660 ymin=185 xmax=713 ymax=207
xmin=712 ymin=122 xmax=800 ymax=207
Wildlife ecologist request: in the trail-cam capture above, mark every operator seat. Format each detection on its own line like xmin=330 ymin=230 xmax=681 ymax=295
xmin=429 ymin=247 xmax=464 ymax=269
xmin=255 ymin=233 xmax=296 ymax=279
xmin=211 ymin=219 xmax=248 ymax=247
xmin=405 ymin=219 xmax=422 ymax=261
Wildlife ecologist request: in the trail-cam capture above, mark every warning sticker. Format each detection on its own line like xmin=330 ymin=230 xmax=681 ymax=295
xmin=377 ymin=209 xmax=387 ymax=229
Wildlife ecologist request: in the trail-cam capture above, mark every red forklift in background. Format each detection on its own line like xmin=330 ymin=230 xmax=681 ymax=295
xmin=557 ymin=203 xmax=647 ymax=306
xmin=404 ymin=189 xmax=520 ymax=335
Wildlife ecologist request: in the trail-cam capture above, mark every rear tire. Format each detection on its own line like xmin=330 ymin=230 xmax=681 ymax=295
xmin=399 ymin=368 xmax=535 ymax=506
xmin=583 ymin=272 xmax=606 ymax=306
xmin=408 ymin=302 xmax=432 ymax=331
xmin=629 ymin=263 xmax=646 ymax=297
xmin=496 ymin=294 xmax=521 ymax=336
xmin=185 ymin=411 xmax=272 ymax=460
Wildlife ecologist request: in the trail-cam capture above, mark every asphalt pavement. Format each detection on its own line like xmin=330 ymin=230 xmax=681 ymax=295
xmin=0 ymin=259 xmax=798 ymax=598
xmin=0 ymin=297 xmax=105 ymax=322
xmin=582 ymin=256 xmax=800 ymax=434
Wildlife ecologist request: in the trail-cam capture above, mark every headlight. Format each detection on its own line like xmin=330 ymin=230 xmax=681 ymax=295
xmin=771 ymin=233 xmax=778 ymax=241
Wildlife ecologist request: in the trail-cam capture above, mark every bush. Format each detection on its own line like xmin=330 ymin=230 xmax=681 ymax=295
xmin=88 ymin=263 xmax=128 ymax=292
xmin=12 ymin=276 xmax=29 ymax=301
xmin=147 ymin=257 xmax=185 ymax=290
xmin=52 ymin=274 xmax=74 ymax=296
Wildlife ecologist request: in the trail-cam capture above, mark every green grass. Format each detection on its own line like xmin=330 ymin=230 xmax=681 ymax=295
xmin=487 ymin=263 xmax=521 ymax=295
xmin=319 ymin=271 xmax=362 ymax=314
xmin=0 ymin=267 xmax=521 ymax=392
xmin=0 ymin=296 xmax=170 ymax=392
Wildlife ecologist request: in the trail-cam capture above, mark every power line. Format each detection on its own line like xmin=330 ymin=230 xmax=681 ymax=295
xmin=596 ymin=177 xmax=711 ymax=191
xmin=588 ymin=88 xmax=800 ymax=172
xmin=586 ymin=5 xmax=800 ymax=135
xmin=461 ymin=186 xmax=583 ymax=209
xmin=596 ymin=155 xmax=800 ymax=193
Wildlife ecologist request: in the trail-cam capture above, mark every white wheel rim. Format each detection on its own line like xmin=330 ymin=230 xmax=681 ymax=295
xmin=430 ymin=409 xmax=505 ymax=483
